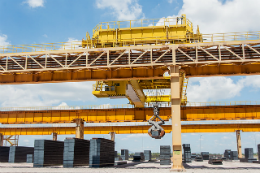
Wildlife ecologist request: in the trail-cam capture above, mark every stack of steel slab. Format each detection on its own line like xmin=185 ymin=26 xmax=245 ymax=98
xmin=201 ymin=152 xmax=209 ymax=160
xmin=258 ymin=144 xmax=260 ymax=161
xmin=195 ymin=155 xmax=203 ymax=162
xmin=191 ymin=153 xmax=196 ymax=160
xmin=89 ymin=138 xmax=114 ymax=168
xmin=121 ymin=149 xmax=129 ymax=160
xmin=0 ymin=146 xmax=10 ymax=162
xmin=244 ymin=148 xmax=257 ymax=163
xmin=133 ymin=152 xmax=144 ymax=162
xmin=144 ymin=150 xmax=151 ymax=161
xmin=26 ymin=154 xmax=33 ymax=163
xmin=33 ymin=140 xmax=64 ymax=167
xmin=160 ymin=145 xmax=171 ymax=165
xmin=224 ymin=149 xmax=231 ymax=160
xmin=208 ymin=158 xmax=223 ymax=165
xmin=230 ymin=151 xmax=238 ymax=160
xmin=63 ymin=138 xmax=90 ymax=168
xmin=182 ymin=144 xmax=191 ymax=163
xmin=9 ymin=146 xmax=34 ymax=163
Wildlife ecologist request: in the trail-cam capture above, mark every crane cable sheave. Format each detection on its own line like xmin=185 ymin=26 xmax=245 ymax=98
xmin=148 ymin=104 xmax=165 ymax=139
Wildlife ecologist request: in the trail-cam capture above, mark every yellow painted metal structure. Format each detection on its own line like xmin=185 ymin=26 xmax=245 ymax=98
xmin=1 ymin=104 xmax=260 ymax=124
xmin=82 ymin=14 xmax=202 ymax=48
xmin=92 ymin=71 xmax=188 ymax=107
xmin=1 ymin=124 xmax=260 ymax=136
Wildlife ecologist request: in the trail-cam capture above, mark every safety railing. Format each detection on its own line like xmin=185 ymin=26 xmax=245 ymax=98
xmin=1 ymin=31 xmax=260 ymax=54
xmin=0 ymin=101 xmax=260 ymax=111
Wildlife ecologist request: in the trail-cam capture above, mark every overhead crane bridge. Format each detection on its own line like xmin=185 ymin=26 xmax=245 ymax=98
xmin=1 ymin=14 xmax=260 ymax=170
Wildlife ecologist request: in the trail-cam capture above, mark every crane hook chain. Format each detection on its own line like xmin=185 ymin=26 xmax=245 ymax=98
xmin=148 ymin=104 xmax=165 ymax=139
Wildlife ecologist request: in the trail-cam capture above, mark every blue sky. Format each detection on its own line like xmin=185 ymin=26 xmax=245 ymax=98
xmin=1 ymin=0 xmax=260 ymax=154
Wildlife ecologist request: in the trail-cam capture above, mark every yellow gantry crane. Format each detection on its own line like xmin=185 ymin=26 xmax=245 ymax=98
xmin=92 ymin=71 xmax=188 ymax=107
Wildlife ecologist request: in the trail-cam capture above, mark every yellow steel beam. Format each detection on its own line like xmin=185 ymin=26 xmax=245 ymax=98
xmin=1 ymin=105 xmax=260 ymax=124
xmin=0 ymin=67 xmax=167 ymax=84
xmin=1 ymin=124 xmax=260 ymax=135
xmin=183 ymin=63 xmax=260 ymax=77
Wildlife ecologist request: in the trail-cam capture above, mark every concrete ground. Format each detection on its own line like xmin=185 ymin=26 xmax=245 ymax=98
xmin=0 ymin=160 xmax=259 ymax=172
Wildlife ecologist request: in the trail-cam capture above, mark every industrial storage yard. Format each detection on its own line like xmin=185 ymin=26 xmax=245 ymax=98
xmin=1 ymin=0 xmax=260 ymax=172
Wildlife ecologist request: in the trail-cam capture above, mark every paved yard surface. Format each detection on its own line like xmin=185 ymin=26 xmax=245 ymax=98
xmin=0 ymin=160 xmax=259 ymax=172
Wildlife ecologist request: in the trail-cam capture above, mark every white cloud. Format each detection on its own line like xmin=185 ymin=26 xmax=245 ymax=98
xmin=24 ymin=0 xmax=44 ymax=8
xmin=158 ymin=0 xmax=260 ymax=34
xmin=187 ymin=77 xmax=243 ymax=102
xmin=96 ymin=0 xmax=144 ymax=20
xmin=177 ymin=0 xmax=260 ymax=33
xmin=0 ymin=34 xmax=10 ymax=46
xmin=0 ymin=81 xmax=95 ymax=107
xmin=43 ymin=34 xmax=48 ymax=38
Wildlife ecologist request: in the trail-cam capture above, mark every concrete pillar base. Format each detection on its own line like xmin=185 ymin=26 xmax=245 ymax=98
xmin=170 ymin=167 xmax=186 ymax=172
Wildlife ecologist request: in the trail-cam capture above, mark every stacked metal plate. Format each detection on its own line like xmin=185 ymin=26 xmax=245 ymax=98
xmin=133 ymin=152 xmax=145 ymax=162
xmin=26 ymin=154 xmax=33 ymax=163
xmin=144 ymin=150 xmax=151 ymax=161
xmin=224 ymin=149 xmax=231 ymax=160
xmin=33 ymin=140 xmax=64 ymax=167
xmin=244 ymin=148 xmax=257 ymax=162
xmin=0 ymin=146 xmax=10 ymax=162
xmin=191 ymin=153 xmax=196 ymax=160
xmin=258 ymin=144 xmax=260 ymax=161
xmin=201 ymin=152 xmax=209 ymax=160
xmin=9 ymin=146 xmax=34 ymax=163
xmin=160 ymin=145 xmax=171 ymax=165
xmin=182 ymin=144 xmax=191 ymax=163
xmin=230 ymin=151 xmax=238 ymax=160
xmin=195 ymin=155 xmax=203 ymax=162
xmin=89 ymin=138 xmax=115 ymax=168
xmin=63 ymin=138 xmax=90 ymax=168
xmin=121 ymin=149 xmax=129 ymax=160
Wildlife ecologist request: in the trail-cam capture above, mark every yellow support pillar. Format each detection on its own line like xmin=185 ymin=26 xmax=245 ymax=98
xmin=0 ymin=133 xmax=3 ymax=146
xmin=170 ymin=66 xmax=185 ymax=171
xmin=74 ymin=119 xmax=84 ymax=139
xmin=52 ymin=132 xmax=58 ymax=141
xmin=109 ymin=132 xmax=115 ymax=142
xmin=236 ymin=130 xmax=242 ymax=158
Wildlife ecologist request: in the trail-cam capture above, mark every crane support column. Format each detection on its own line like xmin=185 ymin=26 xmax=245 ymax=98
xmin=74 ymin=119 xmax=84 ymax=139
xmin=109 ymin=132 xmax=115 ymax=142
xmin=0 ymin=133 xmax=3 ymax=146
xmin=170 ymin=65 xmax=184 ymax=171
xmin=52 ymin=132 xmax=58 ymax=141
xmin=236 ymin=130 xmax=242 ymax=158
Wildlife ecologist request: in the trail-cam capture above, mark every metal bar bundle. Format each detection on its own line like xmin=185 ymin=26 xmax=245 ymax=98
xmin=144 ymin=150 xmax=151 ymax=161
xmin=63 ymin=138 xmax=90 ymax=168
xmin=0 ymin=146 xmax=10 ymax=162
xmin=89 ymin=138 xmax=115 ymax=168
xmin=201 ymin=152 xmax=209 ymax=160
xmin=9 ymin=146 xmax=34 ymax=163
xmin=133 ymin=152 xmax=145 ymax=162
xmin=182 ymin=144 xmax=191 ymax=163
xmin=26 ymin=154 xmax=33 ymax=163
xmin=121 ymin=149 xmax=129 ymax=160
xmin=160 ymin=145 xmax=171 ymax=165
xmin=33 ymin=140 xmax=64 ymax=167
